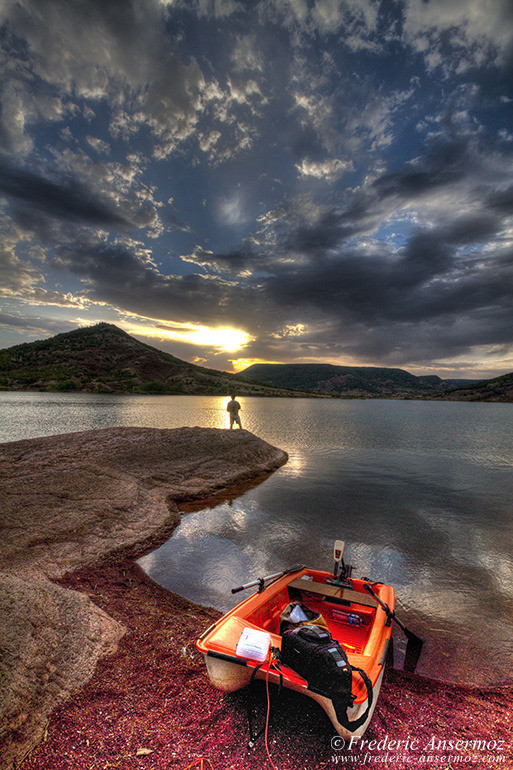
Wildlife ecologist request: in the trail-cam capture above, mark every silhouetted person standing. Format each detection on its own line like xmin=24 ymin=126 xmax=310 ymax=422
xmin=226 ymin=395 xmax=242 ymax=429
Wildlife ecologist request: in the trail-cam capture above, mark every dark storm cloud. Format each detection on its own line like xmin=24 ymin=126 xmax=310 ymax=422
xmin=440 ymin=213 xmax=501 ymax=245
xmin=174 ymin=122 xmax=513 ymax=367
xmin=488 ymin=185 xmax=513 ymax=215
xmin=277 ymin=128 xmax=512 ymax=264
xmin=0 ymin=159 xmax=129 ymax=228
xmin=0 ymin=312 xmax=77 ymax=338
xmin=241 ymin=258 xmax=513 ymax=368
xmin=52 ymin=239 xmax=261 ymax=329
xmin=191 ymin=123 xmax=511 ymax=275
xmin=282 ymin=206 xmax=364 ymax=257
xmin=267 ymin=240 xmax=512 ymax=325
xmin=16 ymin=102 xmax=510 ymax=372
xmin=50 ymin=210 xmax=513 ymax=370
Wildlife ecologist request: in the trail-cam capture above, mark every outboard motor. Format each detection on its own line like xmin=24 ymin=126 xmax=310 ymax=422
xmin=330 ymin=539 xmax=353 ymax=586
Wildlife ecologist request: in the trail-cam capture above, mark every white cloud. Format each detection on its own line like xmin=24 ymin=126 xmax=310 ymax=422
xmin=43 ymin=146 xmax=161 ymax=232
xmin=190 ymin=0 xmax=242 ymax=18
xmin=258 ymin=0 xmax=309 ymax=28
xmin=198 ymin=129 xmax=222 ymax=154
xmin=86 ymin=136 xmax=111 ymax=155
xmin=231 ymin=35 xmax=265 ymax=73
xmin=403 ymin=0 xmax=513 ymax=70
xmin=0 ymin=78 xmax=70 ymax=157
xmin=0 ymin=83 xmax=34 ymax=156
xmin=291 ymin=56 xmax=416 ymax=168
xmin=228 ymin=75 xmax=265 ymax=105
xmin=311 ymin=0 xmax=379 ymax=36
xmin=0 ymin=0 xmax=212 ymax=160
xmin=296 ymin=157 xmax=353 ymax=180
xmin=217 ymin=192 xmax=249 ymax=227
xmin=260 ymin=0 xmax=380 ymax=50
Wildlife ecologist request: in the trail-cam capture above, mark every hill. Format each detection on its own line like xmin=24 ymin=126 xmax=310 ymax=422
xmin=0 ymin=324 xmax=296 ymax=396
xmin=435 ymin=372 xmax=513 ymax=402
xmin=2 ymin=324 xmax=509 ymax=400
xmin=240 ymin=362 xmax=453 ymax=398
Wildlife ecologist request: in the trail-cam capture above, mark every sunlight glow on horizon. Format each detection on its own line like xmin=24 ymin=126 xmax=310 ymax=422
xmin=230 ymin=357 xmax=270 ymax=372
xmin=67 ymin=315 xmax=513 ymax=379
xmin=188 ymin=326 xmax=251 ymax=352
xmin=123 ymin=319 xmax=252 ymax=353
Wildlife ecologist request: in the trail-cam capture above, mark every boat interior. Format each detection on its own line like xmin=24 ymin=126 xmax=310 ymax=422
xmin=240 ymin=572 xmax=378 ymax=656
xmin=197 ymin=565 xmax=394 ymax=703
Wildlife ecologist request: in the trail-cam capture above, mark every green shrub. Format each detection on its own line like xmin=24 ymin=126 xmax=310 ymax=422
xmin=143 ymin=380 xmax=167 ymax=393
xmin=57 ymin=379 xmax=79 ymax=391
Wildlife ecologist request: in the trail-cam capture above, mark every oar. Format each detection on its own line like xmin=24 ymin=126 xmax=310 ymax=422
xmin=363 ymin=583 xmax=424 ymax=673
xmin=232 ymin=564 xmax=304 ymax=594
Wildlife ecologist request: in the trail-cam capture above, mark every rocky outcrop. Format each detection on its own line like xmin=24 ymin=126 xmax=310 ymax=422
xmin=0 ymin=427 xmax=287 ymax=769
xmin=0 ymin=573 xmax=123 ymax=769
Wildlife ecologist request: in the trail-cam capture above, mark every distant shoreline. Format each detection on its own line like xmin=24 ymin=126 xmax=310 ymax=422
xmin=2 ymin=385 xmax=512 ymax=402
xmin=2 ymin=323 xmax=511 ymax=402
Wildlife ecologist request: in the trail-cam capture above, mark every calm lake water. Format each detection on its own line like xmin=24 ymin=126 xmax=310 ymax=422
xmin=2 ymin=391 xmax=512 ymax=686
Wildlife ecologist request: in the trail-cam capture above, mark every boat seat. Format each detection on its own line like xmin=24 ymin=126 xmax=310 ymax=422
xmin=287 ymin=577 xmax=378 ymax=607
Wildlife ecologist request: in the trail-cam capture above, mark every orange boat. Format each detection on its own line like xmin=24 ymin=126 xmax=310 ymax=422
xmin=196 ymin=541 xmax=402 ymax=739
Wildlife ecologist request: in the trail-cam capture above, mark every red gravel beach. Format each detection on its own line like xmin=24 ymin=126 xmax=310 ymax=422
xmin=22 ymin=558 xmax=513 ymax=770
xmin=3 ymin=428 xmax=511 ymax=770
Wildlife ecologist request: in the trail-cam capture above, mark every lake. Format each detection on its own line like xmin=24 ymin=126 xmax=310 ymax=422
xmin=2 ymin=391 xmax=512 ymax=687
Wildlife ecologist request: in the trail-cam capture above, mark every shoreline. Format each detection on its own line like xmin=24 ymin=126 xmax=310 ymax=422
xmin=1 ymin=426 xmax=512 ymax=769
xmin=0 ymin=427 xmax=288 ymax=769
xmin=22 ymin=558 xmax=513 ymax=770
xmin=2 ymin=387 xmax=512 ymax=402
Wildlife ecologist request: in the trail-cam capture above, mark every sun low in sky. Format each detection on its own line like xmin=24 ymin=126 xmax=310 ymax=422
xmin=125 ymin=319 xmax=252 ymax=356
xmin=0 ymin=0 xmax=512 ymax=379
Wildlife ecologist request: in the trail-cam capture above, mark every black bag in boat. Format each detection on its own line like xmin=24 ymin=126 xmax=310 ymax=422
xmin=280 ymin=624 xmax=373 ymax=732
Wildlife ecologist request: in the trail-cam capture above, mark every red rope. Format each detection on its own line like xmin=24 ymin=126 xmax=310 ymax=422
xmin=265 ymin=657 xmax=278 ymax=770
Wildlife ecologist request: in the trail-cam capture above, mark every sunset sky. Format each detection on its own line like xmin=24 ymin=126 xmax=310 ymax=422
xmin=1 ymin=0 xmax=512 ymax=378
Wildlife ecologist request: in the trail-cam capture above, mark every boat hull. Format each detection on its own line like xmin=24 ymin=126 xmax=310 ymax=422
xmin=197 ymin=567 xmax=394 ymax=737
xmin=204 ymin=651 xmax=253 ymax=692
xmin=202 ymin=649 xmax=387 ymax=738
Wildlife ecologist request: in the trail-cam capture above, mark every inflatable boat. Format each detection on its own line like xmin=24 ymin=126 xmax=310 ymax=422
xmin=196 ymin=541 xmax=402 ymax=739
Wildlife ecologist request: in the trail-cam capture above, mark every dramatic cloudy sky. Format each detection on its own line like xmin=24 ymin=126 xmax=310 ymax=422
xmin=1 ymin=0 xmax=512 ymax=378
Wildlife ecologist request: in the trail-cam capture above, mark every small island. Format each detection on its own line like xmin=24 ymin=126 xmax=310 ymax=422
xmin=0 ymin=427 xmax=511 ymax=769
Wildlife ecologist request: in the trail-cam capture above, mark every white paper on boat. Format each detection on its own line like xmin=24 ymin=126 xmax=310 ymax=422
xmin=236 ymin=627 xmax=271 ymax=662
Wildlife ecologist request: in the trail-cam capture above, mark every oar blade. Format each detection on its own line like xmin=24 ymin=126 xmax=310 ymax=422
xmin=403 ymin=630 xmax=424 ymax=673
xmin=363 ymin=582 xmax=424 ymax=673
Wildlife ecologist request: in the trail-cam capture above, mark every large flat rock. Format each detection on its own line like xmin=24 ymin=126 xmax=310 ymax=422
xmin=0 ymin=426 xmax=287 ymax=768
xmin=0 ymin=426 xmax=288 ymax=579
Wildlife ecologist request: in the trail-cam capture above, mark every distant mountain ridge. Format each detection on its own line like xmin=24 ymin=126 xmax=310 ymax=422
xmin=0 ymin=323 xmax=295 ymax=396
xmin=239 ymin=363 xmax=496 ymax=399
xmin=435 ymin=372 xmax=513 ymax=402
xmin=1 ymin=324 xmax=510 ymax=401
